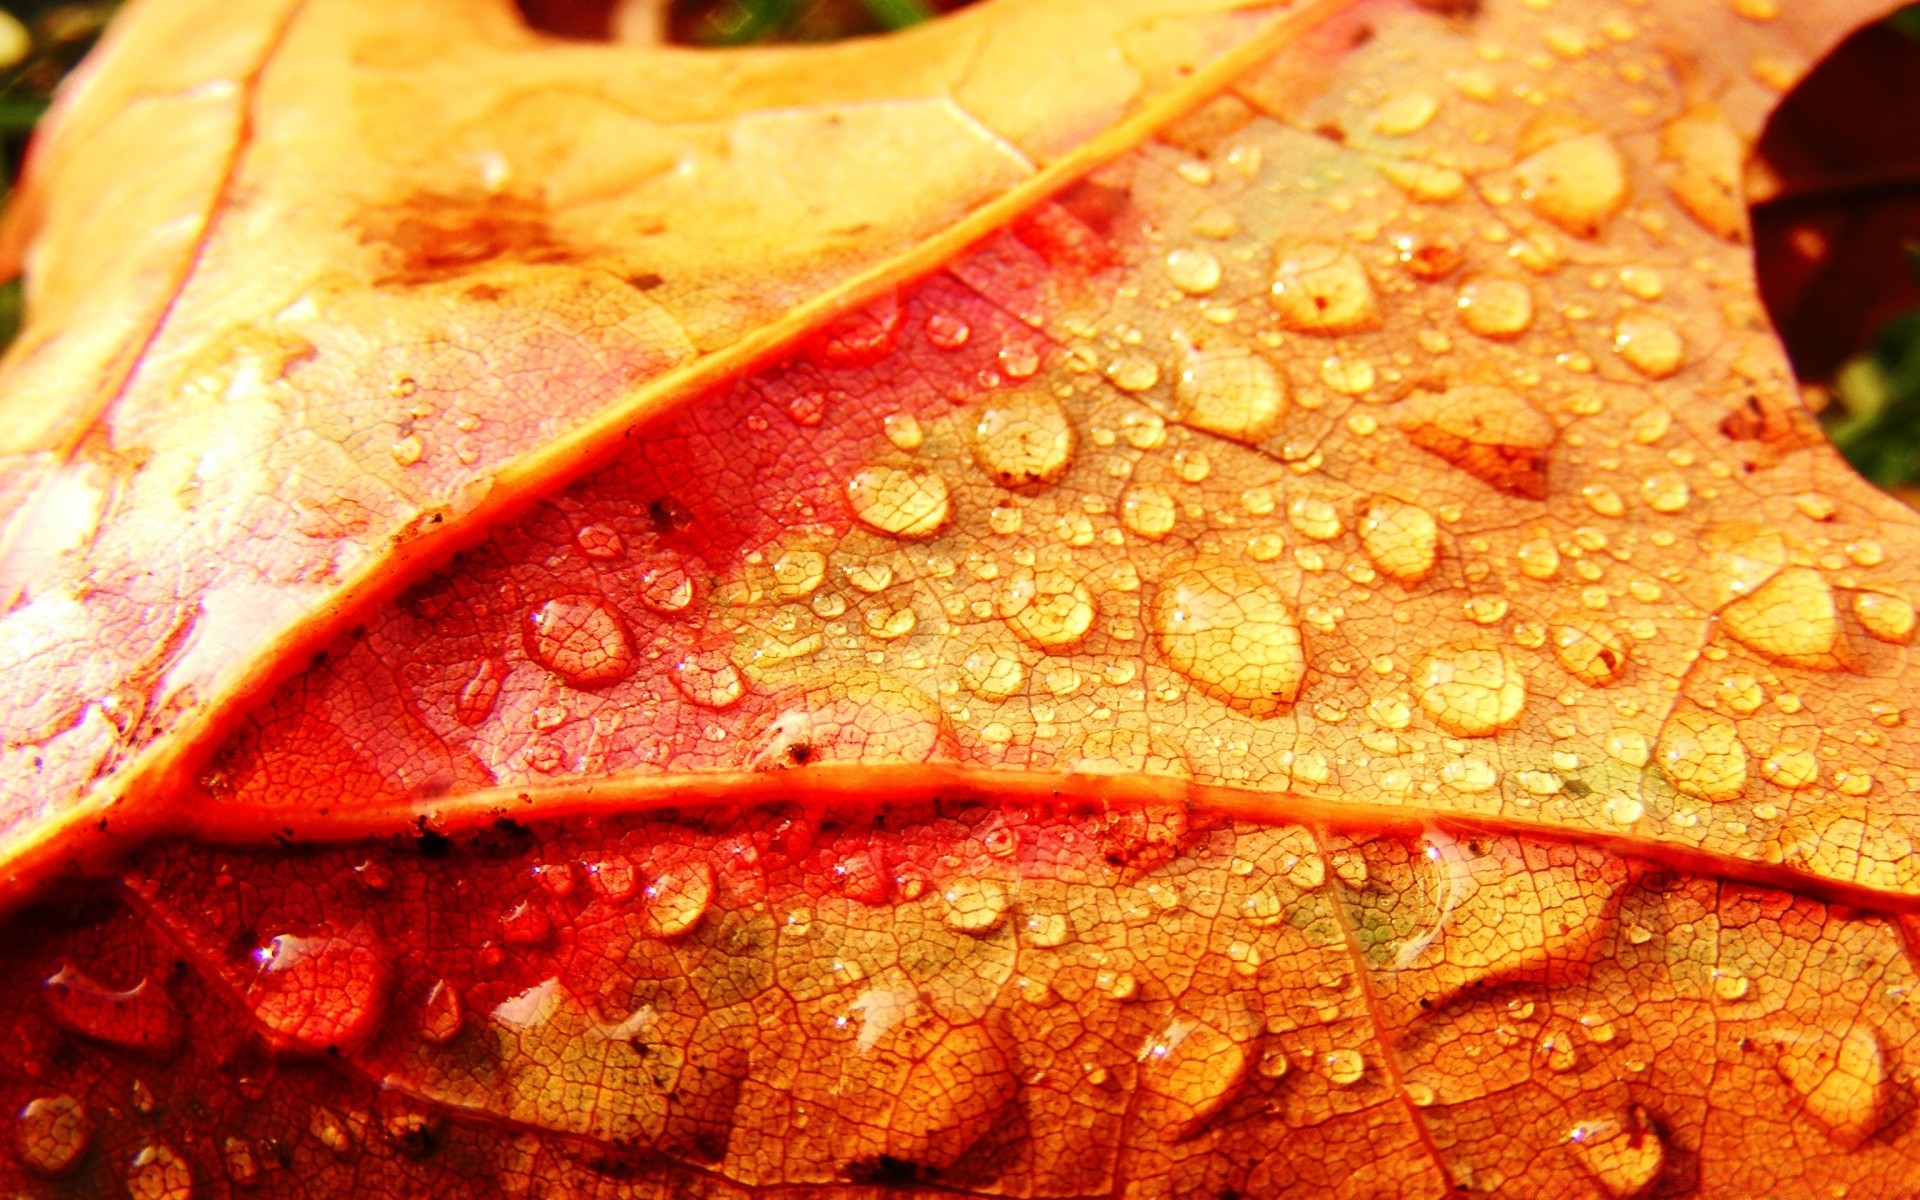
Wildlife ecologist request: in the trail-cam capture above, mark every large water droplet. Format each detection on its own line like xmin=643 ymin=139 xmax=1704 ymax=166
xmin=13 ymin=1094 xmax=88 ymax=1176
xmin=1121 ymin=485 xmax=1177 ymax=540
xmin=1175 ymin=340 xmax=1286 ymax=443
xmin=1152 ymin=560 xmax=1305 ymax=716
xmin=942 ymin=877 xmax=1009 ymax=934
xmin=1359 ymin=498 xmax=1439 ymax=584
xmin=1270 ymin=241 xmax=1381 ymax=333
xmin=1612 ymin=314 xmax=1684 ymax=379
xmin=1657 ymin=710 xmax=1747 ymax=801
xmin=1515 ymin=131 xmax=1628 ymax=238
xmin=1721 ymin=566 xmax=1839 ymax=665
xmin=641 ymin=861 xmax=714 ymax=940
xmin=127 ymin=1142 xmax=192 ymax=1200
xmin=1138 ymin=1016 xmax=1253 ymax=1139
xmin=970 ymin=390 xmax=1074 ymax=489
xmin=1855 ymin=591 xmax=1916 ymax=644
xmin=846 ymin=464 xmax=951 ymax=538
xmin=1398 ymin=386 xmax=1555 ymax=498
xmin=246 ymin=929 xmax=390 ymax=1053
xmin=42 ymin=966 xmax=180 ymax=1054
xmin=1566 ymin=1107 xmax=1666 ymax=1198
xmin=1767 ymin=1022 xmax=1892 ymax=1149
xmin=998 ymin=569 xmax=1095 ymax=650
xmin=524 ymin=594 xmax=637 ymax=688
xmin=671 ymin=650 xmax=745 ymax=710
xmin=1662 ymin=108 xmax=1747 ymax=242
xmin=1456 ymin=277 xmax=1534 ymax=339
xmin=1414 ymin=643 xmax=1527 ymax=736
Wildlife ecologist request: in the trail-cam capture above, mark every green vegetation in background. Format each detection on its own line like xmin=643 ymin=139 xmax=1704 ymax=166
xmin=1825 ymin=248 xmax=1920 ymax=489
xmin=681 ymin=0 xmax=939 ymax=44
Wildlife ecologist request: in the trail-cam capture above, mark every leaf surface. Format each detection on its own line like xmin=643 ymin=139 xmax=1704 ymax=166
xmin=3 ymin=0 xmax=1918 ymax=1194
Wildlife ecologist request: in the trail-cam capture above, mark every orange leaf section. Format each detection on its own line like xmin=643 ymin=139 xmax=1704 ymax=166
xmin=0 ymin=0 xmax=1309 ymax=878
xmin=5 ymin=803 xmax=1920 ymax=1196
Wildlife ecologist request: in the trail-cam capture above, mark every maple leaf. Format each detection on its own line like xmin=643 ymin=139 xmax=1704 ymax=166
xmin=0 ymin=0 xmax=1915 ymax=1195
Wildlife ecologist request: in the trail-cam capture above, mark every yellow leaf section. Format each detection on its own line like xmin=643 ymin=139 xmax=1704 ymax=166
xmin=0 ymin=0 xmax=1353 ymax=900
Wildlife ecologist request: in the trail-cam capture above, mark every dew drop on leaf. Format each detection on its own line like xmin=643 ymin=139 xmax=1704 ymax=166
xmin=1152 ymin=560 xmax=1306 ymax=716
xmin=246 ymin=930 xmax=390 ymax=1053
xmin=523 ymin=594 xmax=638 ymax=688
xmin=12 ymin=1094 xmax=88 ymax=1177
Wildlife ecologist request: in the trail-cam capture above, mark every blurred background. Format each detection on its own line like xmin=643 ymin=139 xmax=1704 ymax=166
xmin=0 ymin=0 xmax=1914 ymax=497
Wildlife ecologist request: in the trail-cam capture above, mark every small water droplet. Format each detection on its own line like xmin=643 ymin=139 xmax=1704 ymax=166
xmin=1767 ymin=1021 xmax=1892 ymax=1148
xmin=1271 ymin=242 xmax=1381 ymax=333
xmin=42 ymin=966 xmax=179 ymax=1054
xmin=1712 ymin=970 xmax=1750 ymax=1002
xmin=1359 ymin=499 xmax=1438 ymax=583
xmin=1612 ymin=313 xmax=1684 ymax=378
xmin=220 ymin=1137 xmax=259 ymax=1186
xmin=1105 ymin=355 xmax=1161 ymax=393
xmin=971 ymin=390 xmax=1074 ymax=488
xmin=925 ymin=312 xmax=971 ymax=349
xmin=1552 ymin=614 xmax=1628 ymax=685
xmin=1139 ymin=1017 xmax=1253 ymax=1138
xmin=1855 ymin=592 xmax=1916 ymax=644
xmin=574 ymin=522 xmax=624 ymax=560
xmin=1398 ymin=386 xmax=1554 ymax=498
xmin=1567 ymin=1108 xmax=1666 ymax=1198
xmin=999 ymin=569 xmax=1095 ymax=650
xmin=1456 ymin=277 xmax=1534 ymax=338
xmin=309 ymin=1105 xmax=355 ymax=1158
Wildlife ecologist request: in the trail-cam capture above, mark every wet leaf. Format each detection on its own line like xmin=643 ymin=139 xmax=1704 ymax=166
xmin=1 ymin=0 xmax=1915 ymax=1194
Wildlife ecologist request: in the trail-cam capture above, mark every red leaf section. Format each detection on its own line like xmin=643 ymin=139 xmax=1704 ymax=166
xmin=198 ymin=227 xmax=1080 ymax=812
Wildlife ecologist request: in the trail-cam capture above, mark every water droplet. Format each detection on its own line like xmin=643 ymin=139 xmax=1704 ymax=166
xmin=971 ymin=390 xmax=1075 ymax=489
xmin=1176 ymin=340 xmax=1286 ymax=443
xmin=1153 ymin=560 xmax=1306 ymax=716
xmin=309 ymin=1105 xmax=356 ymax=1158
xmin=1640 ymin=472 xmax=1689 ymax=513
xmin=1721 ymin=566 xmax=1838 ymax=664
xmin=1760 ymin=744 xmax=1818 ymax=790
xmin=770 ymin=549 xmax=827 ymax=600
xmin=1517 ymin=536 xmax=1560 ymax=579
xmin=524 ymin=594 xmax=636 ymax=688
xmin=42 ymin=966 xmax=180 ymax=1054
xmin=1100 ymin=970 xmax=1140 ymax=1001
xmin=1106 ymin=355 xmax=1161 ymax=393
xmin=585 ymin=854 xmax=637 ymax=901
xmin=1855 ymin=591 xmax=1916 ymax=644
xmin=671 ymin=650 xmax=745 ymax=710
xmin=127 ymin=1142 xmax=192 ymax=1200
xmin=220 ymin=1137 xmax=259 ymax=1186
xmin=1552 ymin=614 xmax=1628 ymax=685
xmin=959 ymin=642 xmax=1028 ymax=700
xmin=1567 ymin=1108 xmax=1666 ymax=1198
xmin=1359 ymin=499 xmax=1438 ymax=583
xmin=1538 ymin=1030 xmax=1578 ymax=1072
xmin=390 ymin=434 xmax=424 ymax=467
xmin=1398 ymin=386 xmax=1554 ymax=498
xmin=1139 ymin=1017 xmax=1253 ymax=1139
xmin=1456 ymin=277 xmax=1534 ymax=338
xmin=1414 ymin=643 xmax=1527 ymax=736
xmin=1119 ymin=485 xmax=1177 ymax=541
xmin=942 ymin=877 xmax=1009 ymax=934
xmin=1613 ymin=313 xmax=1684 ymax=378
xmin=1662 ymin=109 xmax=1748 ymax=242
xmin=1404 ymin=1080 xmax=1437 ymax=1107
xmin=244 ymin=930 xmax=390 ymax=1055
xmin=1515 ymin=132 xmax=1628 ymax=238
xmin=574 ymin=522 xmax=624 ymax=560
xmin=453 ymin=657 xmax=506 ymax=725
xmin=846 ymin=464 xmax=951 ymax=538
xmin=999 ymin=569 xmax=1096 ymax=650
xmin=1659 ymin=710 xmax=1747 ymax=801
xmin=642 ymin=861 xmax=714 ymax=940
xmin=1768 ymin=1021 xmax=1892 ymax=1148
xmin=13 ymin=1094 xmax=87 ymax=1176
xmin=1323 ymin=1048 xmax=1366 ymax=1086
xmin=1165 ymin=247 xmax=1223 ymax=294
xmin=420 ymin=979 xmax=464 ymax=1044
xmin=1022 ymin=912 xmax=1069 ymax=947
xmin=1288 ymin=496 xmax=1343 ymax=541
xmin=1373 ymin=90 xmax=1440 ymax=135
xmin=1320 ymin=354 xmax=1376 ymax=395
xmin=926 ymin=312 xmax=970 ymax=349
xmin=1270 ymin=241 xmax=1381 ymax=333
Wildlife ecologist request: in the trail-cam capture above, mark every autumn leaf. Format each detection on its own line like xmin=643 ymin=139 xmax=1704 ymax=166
xmin=1 ymin=0 xmax=1916 ymax=1194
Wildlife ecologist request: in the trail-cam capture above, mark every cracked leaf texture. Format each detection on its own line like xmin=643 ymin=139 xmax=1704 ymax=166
xmin=1 ymin=0 xmax=1917 ymax=1195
